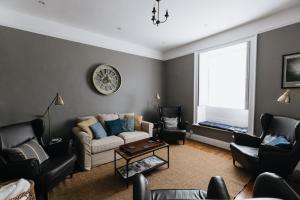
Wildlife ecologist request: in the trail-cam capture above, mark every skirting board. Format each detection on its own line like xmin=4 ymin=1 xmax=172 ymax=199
xmin=189 ymin=133 xmax=230 ymax=150
xmin=188 ymin=133 xmax=300 ymax=171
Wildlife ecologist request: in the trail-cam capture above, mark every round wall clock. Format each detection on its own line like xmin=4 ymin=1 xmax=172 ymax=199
xmin=92 ymin=64 xmax=121 ymax=95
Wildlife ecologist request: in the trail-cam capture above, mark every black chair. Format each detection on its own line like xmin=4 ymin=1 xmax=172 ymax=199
xmin=230 ymin=113 xmax=300 ymax=177
xmin=133 ymin=173 xmax=230 ymax=200
xmin=158 ymin=106 xmax=189 ymax=144
xmin=253 ymin=172 xmax=300 ymax=200
xmin=0 ymin=119 xmax=77 ymax=200
xmin=133 ymin=172 xmax=300 ymax=200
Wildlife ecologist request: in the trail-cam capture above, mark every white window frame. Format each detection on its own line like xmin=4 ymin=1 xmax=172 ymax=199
xmin=193 ymin=36 xmax=257 ymax=134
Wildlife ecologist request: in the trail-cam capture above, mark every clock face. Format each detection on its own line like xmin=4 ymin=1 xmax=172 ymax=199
xmin=92 ymin=64 xmax=121 ymax=95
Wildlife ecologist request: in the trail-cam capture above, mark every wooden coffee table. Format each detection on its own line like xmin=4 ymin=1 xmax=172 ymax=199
xmin=114 ymin=137 xmax=169 ymax=187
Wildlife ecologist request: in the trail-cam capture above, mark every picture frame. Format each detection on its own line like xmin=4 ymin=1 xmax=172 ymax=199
xmin=282 ymin=52 xmax=300 ymax=88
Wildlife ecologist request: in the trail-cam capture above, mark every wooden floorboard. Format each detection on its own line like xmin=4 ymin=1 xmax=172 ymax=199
xmin=185 ymin=139 xmax=253 ymax=199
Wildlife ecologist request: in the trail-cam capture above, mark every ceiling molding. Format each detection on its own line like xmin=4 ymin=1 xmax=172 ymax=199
xmin=0 ymin=7 xmax=163 ymax=60
xmin=163 ymin=5 xmax=300 ymax=60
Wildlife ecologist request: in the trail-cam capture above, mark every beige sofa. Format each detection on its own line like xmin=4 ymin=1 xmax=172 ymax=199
xmin=73 ymin=113 xmax=154 ymax=170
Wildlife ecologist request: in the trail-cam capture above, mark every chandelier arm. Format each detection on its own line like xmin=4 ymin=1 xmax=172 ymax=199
xmin=160 ymin=17 xmax=168 ymax=23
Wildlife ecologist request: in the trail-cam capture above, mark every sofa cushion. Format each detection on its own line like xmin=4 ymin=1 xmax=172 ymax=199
xmin=90 ymin=122 xmax=107 ymax=139
xmin=77 ymin=118 xmax=98 ymax=138
xmin=91 ymin=136 xmax=124 ymax=154
xmin=134 ymin=115 xmax=143 ymax=131
xmin=118 ymin=131 xmax=149 ymax=143
xmin=97 ymin=114 xmax=119 ymax=127
xmin=118 ymin=112 xmax=134 ymax=119
xmin=105 ymin=119 xmax=123 ymax=136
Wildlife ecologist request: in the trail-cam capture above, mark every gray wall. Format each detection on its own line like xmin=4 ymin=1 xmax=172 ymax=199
xmin=164 ymin=54 xmax=194 ymax=123
xmin=0 ymin=26 xmax=164 ymax=139
xmin=254 ymin=22 xmax=300 ymax=135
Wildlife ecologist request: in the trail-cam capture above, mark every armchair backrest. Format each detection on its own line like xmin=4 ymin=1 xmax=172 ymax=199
xmin=0 ymin=119 xmax=44 ymax=151
xmin=159 ymin=106 xmax=182 ymax=123
xmin=253 ymin=172 xmax=300 ymax=200
xmin=260 ymin=113 xmax=300 ymax=142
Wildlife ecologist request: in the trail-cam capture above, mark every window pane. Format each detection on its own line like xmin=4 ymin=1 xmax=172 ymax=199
xmin=199 ymin=42 xmax=248 ymax=109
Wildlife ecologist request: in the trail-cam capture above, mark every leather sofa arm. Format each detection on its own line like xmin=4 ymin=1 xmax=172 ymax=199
xmin=233 ymin=132 xmax=261 ymax=147
xmin=206 ymin=176 xmax=230 ymax=199
xmin=253 ymin=172 xmax=300 ymax=200
xmin=0 ymin=158 xmax=40 ymax=180
xmin=73 ymin=127 xmax=92 ymax=170
xmin=141 ymin=121 xmax=154 ymax=137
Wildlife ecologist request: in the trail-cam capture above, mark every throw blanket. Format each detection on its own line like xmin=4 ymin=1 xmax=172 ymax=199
xmin=0 ymin=179 xmax=30 ymax=200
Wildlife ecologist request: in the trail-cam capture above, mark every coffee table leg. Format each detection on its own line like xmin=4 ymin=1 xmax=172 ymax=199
xmin=167 ymin=146 xmax=169 ymax=168
xmin=114 ymin=150 xmax=116 ymax=175
xmin=126 ymin=160 xmax=129 ymax=188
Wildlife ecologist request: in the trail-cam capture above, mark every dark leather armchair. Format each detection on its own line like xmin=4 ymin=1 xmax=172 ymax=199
xmin=0 ymin=119 xmax=77 ymax=200
xmin=133 ymin=172 xmax=300 ymax=200
xmin=253 ymin=172 xmax=300 ymax=200
xmin=158 ymin=106 xmax=189 ymax=144
xmin=133 ymin=173 xmax=230 ymax=200
xmin=230 ymin=113 xmax=300 ymax=177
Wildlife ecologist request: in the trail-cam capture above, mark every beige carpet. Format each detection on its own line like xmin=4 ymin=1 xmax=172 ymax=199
xmin=50 ymin=145 xmax=251 ymax=200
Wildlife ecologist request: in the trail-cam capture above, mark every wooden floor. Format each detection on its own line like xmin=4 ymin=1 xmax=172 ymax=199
xmin=185 ymin=139 xmax=253 ymax=199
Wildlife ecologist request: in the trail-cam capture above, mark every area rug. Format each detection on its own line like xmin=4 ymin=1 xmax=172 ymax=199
xmin=50 ymin=145 xmax=251 ymax=200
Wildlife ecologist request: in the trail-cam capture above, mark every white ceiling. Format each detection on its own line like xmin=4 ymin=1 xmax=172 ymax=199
xmin=0 ymin=0 xmax=300 ymax=54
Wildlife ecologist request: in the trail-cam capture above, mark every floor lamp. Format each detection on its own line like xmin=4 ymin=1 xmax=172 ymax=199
xmin=42 ymin=93 xmax=64 ymax=145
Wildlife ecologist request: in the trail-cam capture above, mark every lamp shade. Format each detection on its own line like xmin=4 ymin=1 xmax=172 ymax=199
xmin=55 ymin=93 xmax=64 ymax=105
xmin=155 ymin=92 xmax=160 ymax=100
xmin=277 ymin=90 xmax=290 ymax=104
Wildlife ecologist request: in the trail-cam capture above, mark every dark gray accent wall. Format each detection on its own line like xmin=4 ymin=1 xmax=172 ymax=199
xmin=0 ymin=26 xmax=164 ymax=139
xmin=254 ymin=22 xmax=300 ymax=135
xmin=164 ymin=54 xmax=194 ymax=123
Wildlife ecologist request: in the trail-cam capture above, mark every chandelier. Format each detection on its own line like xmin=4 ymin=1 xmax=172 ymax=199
xmin=151 ymin=0 xmax=169 ymax=26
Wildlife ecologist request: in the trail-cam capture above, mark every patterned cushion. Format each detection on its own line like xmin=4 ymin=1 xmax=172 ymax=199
xmin=120 ymin=118 xmax=135 ymax=132
xmin=4 ymin=139 xmax=49 ymax=164
xmin=163 ymin=117 xmax=178 ymax=129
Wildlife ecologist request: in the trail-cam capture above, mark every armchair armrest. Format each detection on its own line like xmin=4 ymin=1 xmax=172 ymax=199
xmin=233 ymin=132 xmax=261 ymax=147
xmin=258 ymin=144 xmax=296 ymax=176
xmin=73 ymin=127 xmax=92 ymax=170
xmin=1 ymin=159 xmax=40 ymax=180
xmin=141 ymin=121 xmax=154 ymax=137
xmin=44 ymin=140 xmax=73 ymax=157
xmin=207 ymin=176 xmax=230 ymax=199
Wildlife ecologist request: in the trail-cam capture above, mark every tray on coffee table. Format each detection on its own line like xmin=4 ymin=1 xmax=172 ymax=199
xmin=119 ymin=137 xmax=165 ymax=156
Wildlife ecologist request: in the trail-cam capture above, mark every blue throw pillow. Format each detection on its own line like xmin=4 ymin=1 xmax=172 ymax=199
xmin=120 ymin=118 xmax=134 ymax=132
xmin=267 ymin=136 xmax=292 ymax=149
xmin=120 ymin=119 xmax=128 ymax=131
xmin=105 ymin=119 xmax=123 ymax=136
xmin=126 ymin=118 xmax=134 ymax=131
xmin=90 ymin=122 xmax=107 ymax=139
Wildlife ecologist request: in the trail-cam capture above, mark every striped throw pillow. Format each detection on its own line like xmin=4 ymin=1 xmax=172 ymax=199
xmin=4 ymin=139 xmax=49 ymax=164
